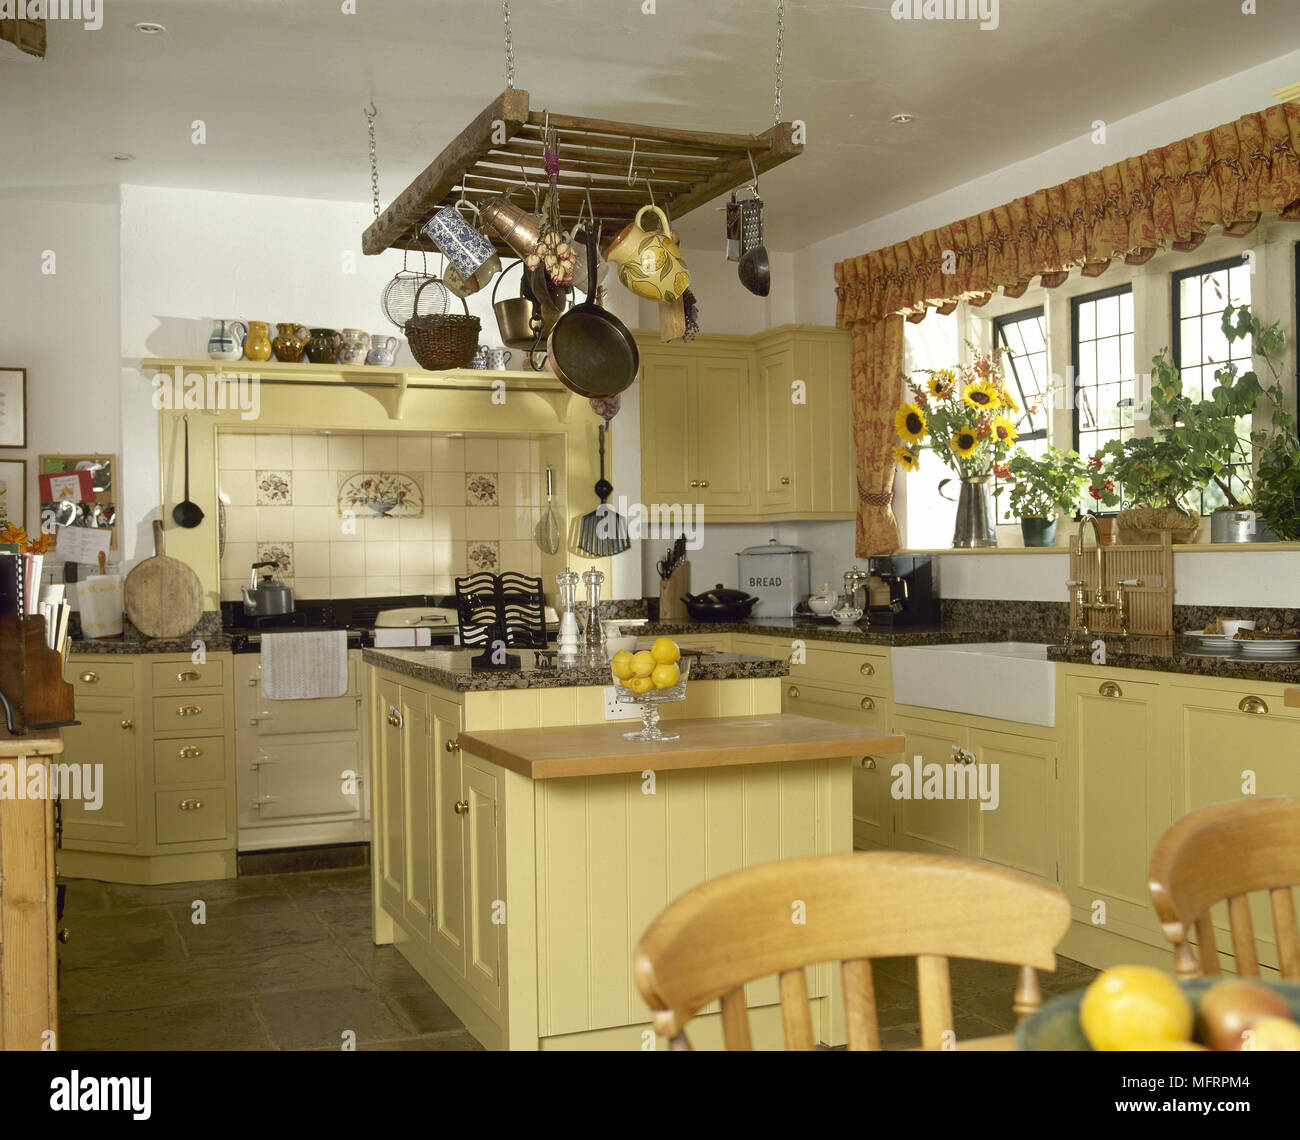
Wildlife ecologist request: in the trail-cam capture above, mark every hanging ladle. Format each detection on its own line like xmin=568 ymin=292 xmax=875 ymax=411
xmin=172 ymin=414 xmax=205 ymax=529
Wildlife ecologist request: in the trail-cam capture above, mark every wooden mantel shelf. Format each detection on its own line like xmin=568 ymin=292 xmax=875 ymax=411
xmin=457 ymin=714 xmax=905 ymax=781
xmin=140 ymin=358 xmax=577 ymax=422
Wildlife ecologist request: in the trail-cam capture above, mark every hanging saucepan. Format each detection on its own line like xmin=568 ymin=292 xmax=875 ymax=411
xmin=492 ymin=259 xmax=560 ymax=349
xmin=546 ymin=228 xmax=639 ymax=399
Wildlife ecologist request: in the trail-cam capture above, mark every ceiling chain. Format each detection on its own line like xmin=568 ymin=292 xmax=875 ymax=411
xmin=366 ymin=102 xmax=380 ymax=218
xmin=773 ymin=0 xmax=785 ymax=125
xmin=503 ymin=0 xmax=515 ymax=89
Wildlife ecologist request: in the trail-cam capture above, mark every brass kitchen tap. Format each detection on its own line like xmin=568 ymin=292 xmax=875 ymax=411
xmin=1067 ymin=515 xmax=1136 ymax=641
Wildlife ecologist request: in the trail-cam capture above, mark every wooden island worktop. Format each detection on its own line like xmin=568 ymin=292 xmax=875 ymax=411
xmin=367 ymin=648 xmax=899 ymax=1050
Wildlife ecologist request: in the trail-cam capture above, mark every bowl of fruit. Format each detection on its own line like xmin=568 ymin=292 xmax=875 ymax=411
xmin=610 ymin=637 xmax=688 ymax=742
xmin=1018 ymin=966 xmax=1300 ymax=1051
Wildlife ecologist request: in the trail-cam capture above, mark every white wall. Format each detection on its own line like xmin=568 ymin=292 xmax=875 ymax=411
xmin=0 ymin=190 xmax=120 ymax=561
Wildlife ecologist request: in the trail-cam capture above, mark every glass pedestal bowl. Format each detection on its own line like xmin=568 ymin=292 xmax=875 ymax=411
xmin=612 ymin=659 xmax=689 ymax=742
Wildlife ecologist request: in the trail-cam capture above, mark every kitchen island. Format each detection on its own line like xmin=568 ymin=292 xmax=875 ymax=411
xmin=363 ymin=646 xmax=904 ymax=1050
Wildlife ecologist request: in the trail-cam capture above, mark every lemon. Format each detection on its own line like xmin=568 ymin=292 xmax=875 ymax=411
xmin=631 ymin=650 xmax=656 ymax=678
xmin=630 ymin=675 xmax=655 ymax=694
xmin=1079 ymin=966 xmax=1193 ymax=1051
xmin=650 ymin=637 xmax=681 ymax=664
xmin=610 ymin=650 xmax=634 ymax=680
xmin=651 ymin=662 xmax=681 ymax=690
xmin=620 ymin=676 xmax=639 ymax=689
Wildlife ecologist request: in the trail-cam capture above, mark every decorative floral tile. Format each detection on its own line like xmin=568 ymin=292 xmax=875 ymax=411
xmin=465 ymin=472 xmax=498 ymax=506
xmin=466 ymin=541 xmax=499 ymax=573
xmin=257 ymin=542 xmax=294 ymax=582
xmin=337 ymin=471 xmax=424 ymax=518
xmin=255 ymin=470 xmax=293 ymax=505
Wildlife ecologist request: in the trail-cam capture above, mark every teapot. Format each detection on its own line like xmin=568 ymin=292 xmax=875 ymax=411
xmin=808 ymin=584 xmax=838 ymax=616
xmin=242 ymin=561 xmax=295 ymax=616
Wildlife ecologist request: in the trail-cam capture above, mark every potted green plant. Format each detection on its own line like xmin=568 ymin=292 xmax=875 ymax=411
xmin=1256 ymin=432 xmax=1300 ymax=541
xmin=1148 ymin=304 xmax=1292 ymax=542
xmin=1000 ymin=446 xmax=1089 ymax=546
xmin=1086 ymin=434 xmax=1202 ymax=544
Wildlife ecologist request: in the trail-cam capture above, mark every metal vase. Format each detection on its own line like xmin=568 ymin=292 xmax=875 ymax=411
xmin=952 ymin=477 xmax=997 ymax=548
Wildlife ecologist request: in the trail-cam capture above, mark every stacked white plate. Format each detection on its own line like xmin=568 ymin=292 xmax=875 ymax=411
xmin=1235 ymin=637 xmax=1300 ymax=661
xmin=1183 ymin=631 xmax=1239 ymax=656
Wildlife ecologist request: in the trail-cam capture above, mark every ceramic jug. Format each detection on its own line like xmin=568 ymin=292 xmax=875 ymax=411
xmin=423 ymin=199 xmax=496 ymax=282
xmin=243 ymin=320 xmax=273 ymax=362
xmin=272 ymin=322 xmax=309 ymax=363
xmin=337 ymin=329 xmax=370 ymax=365
xmin=207 ymin=319 xmax=247 ymax=361
xmin=304 ymin=328 xmax=342 ymax=364
xmin=366 ymin=334 xmax=398 ymax=366
xmin=604 ymin=205 xmax=691 ymax=304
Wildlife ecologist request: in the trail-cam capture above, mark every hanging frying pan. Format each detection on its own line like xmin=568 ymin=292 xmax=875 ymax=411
xmin=546 ymin=227 xmax=639 ymax=399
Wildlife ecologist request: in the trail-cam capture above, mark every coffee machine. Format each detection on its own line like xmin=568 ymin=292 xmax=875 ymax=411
xmin=858 ymin=554 xmax=940 ymax=627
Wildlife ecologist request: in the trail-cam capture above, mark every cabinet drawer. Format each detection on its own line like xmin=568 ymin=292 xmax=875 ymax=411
xmin=153 ymin=735 xmax=226 ymax=785
xmin=151 ymin=659 xmax=225 ymax=692
xmin=67 ymin=659 xmax=136 ymax=694
xmin=783 ymin=680 xmax=886 ymax=720
xmin=155 ymin=788 xmax=228 ymax=844
xmin=152 ymin=694 xmax=226 ymax=733
xmin=794 ymin=644 xmax=890 ymax=691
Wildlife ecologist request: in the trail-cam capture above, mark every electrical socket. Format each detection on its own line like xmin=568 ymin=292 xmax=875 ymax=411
xmin=603 ymin=686 xmax=642 ymax=720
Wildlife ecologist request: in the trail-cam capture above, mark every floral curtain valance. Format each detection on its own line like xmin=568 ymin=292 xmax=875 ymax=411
xmin=834 ymin=101 xmax=1300 ymax=328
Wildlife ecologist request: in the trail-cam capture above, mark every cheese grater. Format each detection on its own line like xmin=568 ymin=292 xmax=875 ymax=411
xmin=740 ymin=196 xmax=765 ymax=255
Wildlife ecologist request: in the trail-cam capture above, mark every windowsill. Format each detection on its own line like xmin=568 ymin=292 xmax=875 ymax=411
xmin=899 ymin=543 xmax=1300 ymax=555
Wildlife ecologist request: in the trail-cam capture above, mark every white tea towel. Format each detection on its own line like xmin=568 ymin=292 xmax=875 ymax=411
xmin=261 ymin=631 xmax=348 ymax=700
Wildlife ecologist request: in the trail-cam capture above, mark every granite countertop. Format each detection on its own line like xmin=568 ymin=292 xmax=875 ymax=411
xmin=70 ymin=632 xmax=233 ymax=655
xmin=364 ymin=647 xmax=788 ymax=691
xmin=1047 ymin=637 xmax=1300 ymax=684
xmin=637 ymin=618 xmax=1055 ymax=648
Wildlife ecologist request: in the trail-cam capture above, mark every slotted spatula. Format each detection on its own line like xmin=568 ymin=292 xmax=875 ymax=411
xmin=576 ymin=423 xmax=629 ymax=557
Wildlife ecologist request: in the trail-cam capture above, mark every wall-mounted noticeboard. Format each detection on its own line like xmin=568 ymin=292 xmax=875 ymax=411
xmin=39 ymin=454 xmax=117 ymax=551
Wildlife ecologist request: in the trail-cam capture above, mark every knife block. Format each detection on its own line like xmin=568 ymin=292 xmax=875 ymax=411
xmin=0 ymin=614 xmax=77 ymax=734
xmin=659 ymin=560 xmax=690 ymax=623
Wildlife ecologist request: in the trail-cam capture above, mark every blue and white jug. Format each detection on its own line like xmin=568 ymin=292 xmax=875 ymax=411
xmin=207 ymin=319 xmax=247 ymax=361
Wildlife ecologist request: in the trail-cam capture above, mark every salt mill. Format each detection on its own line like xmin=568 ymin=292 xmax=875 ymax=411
xmin=580 ymin=566 xmax=607 ymax=665
xmin=555 ymin=568 xmax=581 ymax=667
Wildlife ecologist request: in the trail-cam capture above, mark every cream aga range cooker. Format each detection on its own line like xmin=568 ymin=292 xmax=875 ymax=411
xmin=223 ymin=597 xmax=457 ymax=852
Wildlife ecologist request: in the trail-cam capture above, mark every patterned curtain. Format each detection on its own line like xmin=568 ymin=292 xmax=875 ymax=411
xmin=834 ymin=101 xmax=1300 ymax=554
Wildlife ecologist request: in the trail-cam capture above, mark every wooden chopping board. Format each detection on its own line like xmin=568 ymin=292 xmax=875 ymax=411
xmin=124 ymin=520 xmax=203 ymax=638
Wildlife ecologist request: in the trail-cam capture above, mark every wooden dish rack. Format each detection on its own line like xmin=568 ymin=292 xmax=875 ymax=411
xmin=1067 ymin=530 xmax=1176 ymax=639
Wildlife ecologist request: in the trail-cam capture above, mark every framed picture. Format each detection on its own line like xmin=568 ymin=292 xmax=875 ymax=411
xmin=0 ymin=458 xmax=26 ymax=529
xmin=0 ymin=368 xmax=26 ymax=449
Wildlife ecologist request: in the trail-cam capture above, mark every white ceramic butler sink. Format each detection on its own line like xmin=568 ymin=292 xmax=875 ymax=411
xmin=891 ymin=642 xmax=1056 ymax=727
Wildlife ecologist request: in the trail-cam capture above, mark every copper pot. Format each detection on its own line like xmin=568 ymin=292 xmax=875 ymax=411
xmin=480 ymin=197 xmax=541 ymax=260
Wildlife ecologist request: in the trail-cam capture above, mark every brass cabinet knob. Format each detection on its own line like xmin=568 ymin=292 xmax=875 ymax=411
xmin=178 ymin=746 xmax=203 ymax=759
xmin=386 ymin=706 xmax=402 ymax=728
xmin=58 ymin=929 xmax=70 ymax=944
xmin=177 ymin=670 xmax=201 ymax=682
xmin=780 ymin=476 xmax=790 ymax=485
xmin=178 ymin=799 xmax=203 ymax=811
xmin=787 ymin=685 xmax=799 ymax=698
xmin=689 ymin=479 xmax=700 ymax=488
xmin=1099 ymin=681 xmax=1122 ymax=698
xmin=699 ymin=480 xmax=710 ymax=488
xmin=859 ymin=662 xmax=875 ymax=676
xmin=445 ymin=738 xmax=461 ymax=753
xmin=951 ymin=745 xmax=975 ymax=766
xmin=120 ymin=719 xmax=133 ymax=730
xmin=79 ymin=671 xmax=99 ymax=683
xmin=1238 ymin=695 xmax=1269 ymax=715
xmin=454 ymin=799 xmax=469 ymax=815
xmin=860 ymin=757 xmax=877 ymax=770
xmin=177 ymin=704 xmax=202 ymax=717
xmin=860 ymin=697 xmax=875 ymax=711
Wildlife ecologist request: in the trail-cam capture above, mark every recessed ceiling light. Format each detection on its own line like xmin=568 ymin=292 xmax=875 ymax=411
xmin=111 ymin=153 xmax=134 ymax=162
xmin=134 ymin=21 xmax=166 ymax=34
xmin=891 ymin=113 xmax=915 ymax=125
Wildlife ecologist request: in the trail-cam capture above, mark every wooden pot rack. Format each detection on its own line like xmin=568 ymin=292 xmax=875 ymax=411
xmin=362 ymin=89 xmax=802 ymax=256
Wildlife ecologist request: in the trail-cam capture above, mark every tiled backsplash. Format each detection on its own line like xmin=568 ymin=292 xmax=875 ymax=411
xmin=218 ymin=430 xmax=543 ymax=601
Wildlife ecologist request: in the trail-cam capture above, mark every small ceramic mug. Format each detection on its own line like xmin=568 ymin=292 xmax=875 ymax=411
xmin=366 ymin=334 xmax=398 ymax=366
xmin=468 ymin=346 xmax=489 ymax=370
xmin=337 ymin=328 xmax=370 ymax=365
xmin=423 ymin=199 xmax=496 ymax=282
xmin=604 ymin=205 xmax=691 ymax=304
xmin=485 ymin=346 xmax=512 ymax=370
xmin=444 ymin=252 xmax=502 ymax=298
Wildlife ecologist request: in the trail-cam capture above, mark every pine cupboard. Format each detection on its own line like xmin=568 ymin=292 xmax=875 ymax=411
xmin=636 ymin=325 xmax=854 ymax=523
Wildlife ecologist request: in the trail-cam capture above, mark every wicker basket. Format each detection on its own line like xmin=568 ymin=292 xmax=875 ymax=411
xmin=405 ymin=287 xmax=480 ymax=370
xmin=1116 ymin=507 xmax=1200 ymax=545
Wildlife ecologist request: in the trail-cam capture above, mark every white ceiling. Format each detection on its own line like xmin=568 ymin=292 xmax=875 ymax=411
xmin=2 ymin=0 xmax=1300 ymax=251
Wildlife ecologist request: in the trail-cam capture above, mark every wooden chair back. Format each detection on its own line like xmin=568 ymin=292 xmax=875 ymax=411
xmin=1148 ymin=796 xmax=1300 ymax=980
xmin=633 ymin=851 xmax=1071 ymax=1050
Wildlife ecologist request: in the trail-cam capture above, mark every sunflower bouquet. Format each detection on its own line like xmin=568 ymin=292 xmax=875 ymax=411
xmin=893 ymin=350 xmax=1025 ymax=479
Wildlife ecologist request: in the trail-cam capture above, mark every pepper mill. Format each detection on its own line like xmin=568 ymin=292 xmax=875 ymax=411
xmin=580 ymin=566 xmax=607 ymax=666
xmin=555 ymin=569 xmax=581 ymax=667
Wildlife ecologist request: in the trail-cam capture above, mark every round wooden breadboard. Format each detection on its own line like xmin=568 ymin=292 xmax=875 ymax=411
xmin=124 ymin=520 xmax=204 ymax=639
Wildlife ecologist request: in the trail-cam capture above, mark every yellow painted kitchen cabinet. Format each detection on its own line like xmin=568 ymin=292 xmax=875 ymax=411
xmin=400 ymin=686 xmax=433 ymax=936
xmin=967 ymin=726 xmax=1055 ymax=883
xmin=888 ymin=712 xmax=971 ymax=858
xmin=752 ymin=326 xmax=855 ymax=519
xmin=374 ymin=674 xmax=405 ymax=916
xmin=433 ymin=704 xmax=468 ymax=977
xmin=61 ymin=653 xmax=237 ymax=883
xmin=1057 ymin=668 xmax=1171 ymax=951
